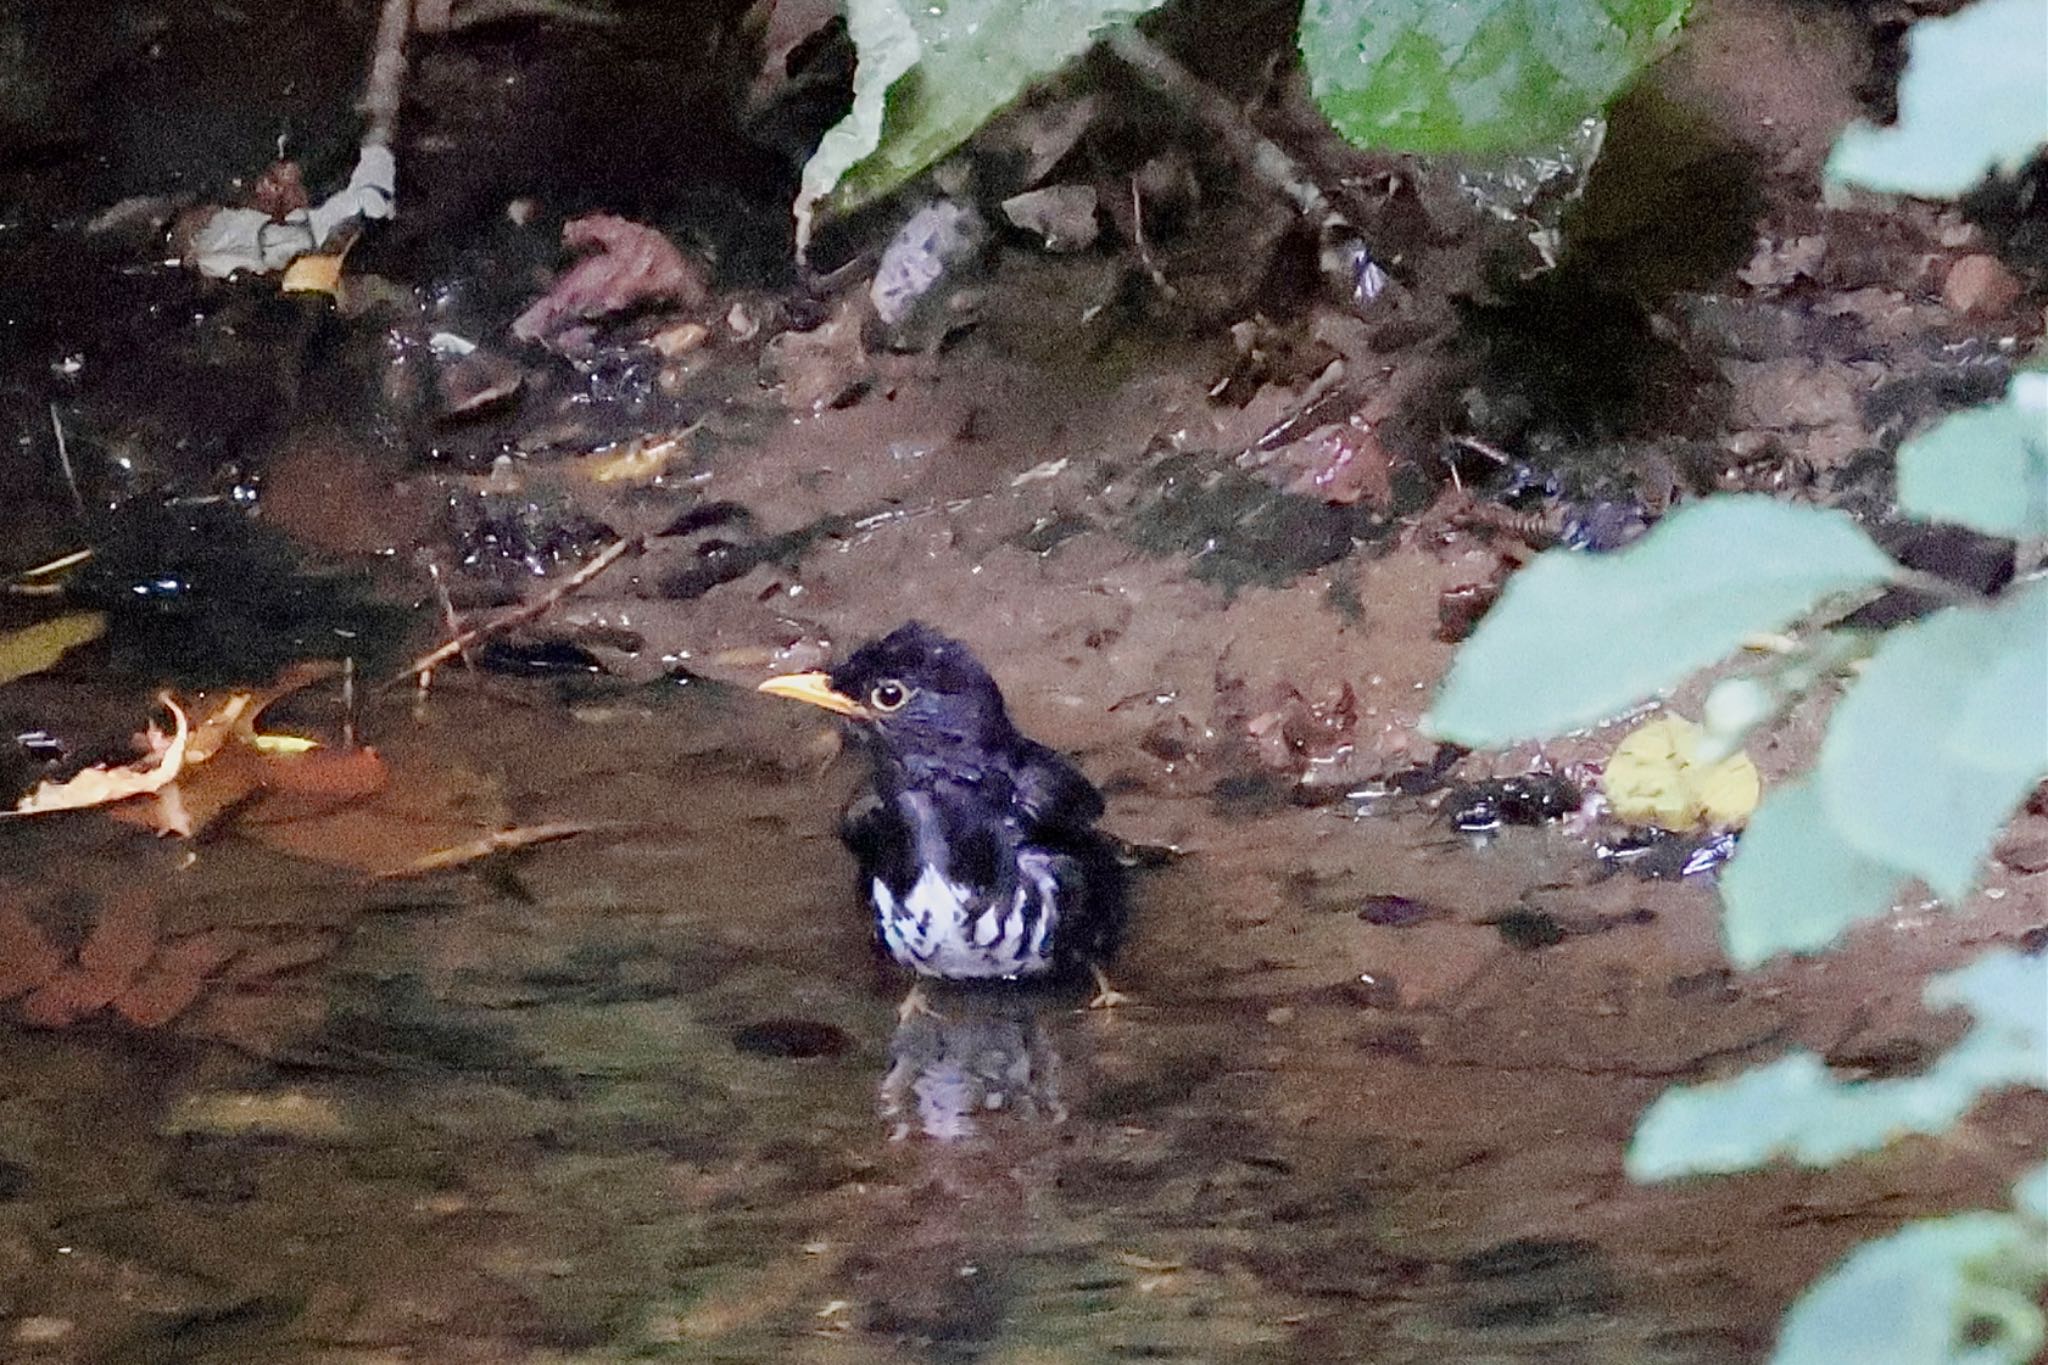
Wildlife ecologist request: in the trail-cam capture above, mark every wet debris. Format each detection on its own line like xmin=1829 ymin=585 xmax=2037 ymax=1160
xmin=1484 ymin=904 xmax=1656 ymax=950
xmin=1443 ymin=773 xmax=1584 ymax=835
xmin=512 ymin=214 xmax=710 ymax=352
xmin=1000 ymin=185 xmax=1100 ymax=253
xmin=730 ymin=1018 xmax=856 ymax=1060
xmin=1595 ymin=828 xmax=1740 ymax=881
xmin=761 ymin=296 xmax=870 ymax=412
xmin=869 ymin=198 xmax=989 ymax=347
xmin=1436 ymin=578 xmax=1504 ymax=643
xmin=1356 ymin=894 xmax=1436 ymax=927
xmin=1124 ymin=455 xmax=1361 ymax=590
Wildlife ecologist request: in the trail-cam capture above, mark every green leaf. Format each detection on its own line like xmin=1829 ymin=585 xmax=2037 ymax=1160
xmin=1820 ymin=602 xmax=2046 ymax=901
xmin=1949 ymin=582 xmax=2048 ymax=779
xmin=796 ymin=0 xmax=1170 ymax=246
xmin=1627 ymin=949 xmax=2047 ymax=1181
xmin=2014 ymin=1163 xmax=2048 ymax=1223
xmin=1299 ymin=0 xmax=1691 ymax=155
xmin=0 ymin=611 xmax=107 ymax=687
xmin=1897 ymin=376 xmax=2048 ymax=540
xmin=1826 ymin=0 xmax=2048 ymax=199
xmin=1774 ymin=1214 xmax=2046 ymax=1365
xmin=794 ymin=0 xmax=922 ymax=253
xmin=1719 ymin=779 xmax=1903 ymax=968
xmin=1427 ymin=497 xmax=1897 ymax=747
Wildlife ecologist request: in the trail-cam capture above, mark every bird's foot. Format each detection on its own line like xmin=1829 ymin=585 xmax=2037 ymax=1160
xmin=897 ymin=982 xmax=943 ymax=1023
xmin=1086 ymin=963 xmax=1130 ymax=1010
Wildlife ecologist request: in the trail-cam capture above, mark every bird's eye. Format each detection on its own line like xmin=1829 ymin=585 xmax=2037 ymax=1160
xmin=869 ymin=680 xmax=911 ymax=713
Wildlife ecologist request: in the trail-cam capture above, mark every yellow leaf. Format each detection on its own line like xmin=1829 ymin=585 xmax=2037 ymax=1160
xmin=12 ymin=695 xmax=191 ymax=815
xmin=1604 ymin=716 xmax=1761 ymax=830
xmin=248 ymin=733 xmax=320 ymax=754
xmin=281 ymin=253 xmax=345 ymax=295
xmin=0 ymin=612 xmax=107 ymax=685
xmin=580 ymin=434 xmax=686 ymax=485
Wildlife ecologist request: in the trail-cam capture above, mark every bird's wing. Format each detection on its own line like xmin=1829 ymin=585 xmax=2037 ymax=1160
xmin=1012 ymin=743 xmax=1106 ymax=831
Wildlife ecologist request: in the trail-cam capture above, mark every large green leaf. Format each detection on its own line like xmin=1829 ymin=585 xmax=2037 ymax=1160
xmin=1773 ymin=1212 xmax=2047 ymax=1365
xmin=1949 ymin=581 xmax=2048 ymax=779
xmin=1427 ymin=497 xmax=1897 ymax=746
xmin=1719 ymin=779 xmax=1903 ymax=969
xmin=794 ymin=0 xmax=921 ymax=253
xmin=796 ymin=0 xmax=1169 ymax=245
xmin=1827 ymin=0 xmax=2048 ymax=198
xmin=1897 ymin=375 xmax=2048 ymax=541
xmin=1299 ymin=0 xmax=1690 ymax=155
xmin=1819 ymin=599 xmax=2047 ymax=902
xmin=1627 ymin=949 xmax=2048 ymax=1180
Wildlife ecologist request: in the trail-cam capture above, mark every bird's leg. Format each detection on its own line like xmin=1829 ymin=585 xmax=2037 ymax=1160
xmin=1086 ymin=962 xmax=1130 ymax=1010
xmin=897 ymin=981 xmax=943 ymax=1023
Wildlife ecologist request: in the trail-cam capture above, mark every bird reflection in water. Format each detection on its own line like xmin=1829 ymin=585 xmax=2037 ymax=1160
xmin=879 ymin=984 xmax=1069 ymax=1141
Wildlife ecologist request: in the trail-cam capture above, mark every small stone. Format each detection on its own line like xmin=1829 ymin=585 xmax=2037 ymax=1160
xmin=1994 ymin=831 xmax=2048 ymax=875
xmin=1000 ymin=185 xmax=1100 ymax=252
xmin=1943 ymin=254 xmax=2024 ymax=319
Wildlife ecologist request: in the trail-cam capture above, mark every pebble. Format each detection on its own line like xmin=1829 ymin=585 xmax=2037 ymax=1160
xmin=1943 ymin=254 xmax=2023 ymax=318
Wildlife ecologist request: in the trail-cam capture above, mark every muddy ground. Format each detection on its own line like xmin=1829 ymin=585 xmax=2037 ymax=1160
xmin=0 ymin=0 xmax=2043 ymax=1360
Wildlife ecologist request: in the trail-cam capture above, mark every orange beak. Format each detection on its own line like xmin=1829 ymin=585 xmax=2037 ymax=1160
xmin=756 ymin=671 xmax=871 ymax=719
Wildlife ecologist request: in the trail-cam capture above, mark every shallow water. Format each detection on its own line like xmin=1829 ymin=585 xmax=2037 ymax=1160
xmin=0 ymin=678 xmax=2033 ymax=1364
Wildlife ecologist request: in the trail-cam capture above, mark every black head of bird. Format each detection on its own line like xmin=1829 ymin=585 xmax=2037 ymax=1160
xmin=759 ymin=622 xmax=1124 ymax=995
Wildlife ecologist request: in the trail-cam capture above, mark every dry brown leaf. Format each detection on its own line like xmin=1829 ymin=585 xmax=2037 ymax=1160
xmin=245 ymin=746 xmax=389 ymax=823
xmin=18 ymin=971 xmax=114 ymax=1028
xmin=0 ymin=902 xmax=65 ymax=1001
xmin=13 ymin=695 xmax=190 ymax=815
xmin=116 ymin=929 xmax=251 ymax=1028
xmin=75 ymin=893 xmax=160 ymax=996
xmin=511 ymin=214 xmax=707 ymax=347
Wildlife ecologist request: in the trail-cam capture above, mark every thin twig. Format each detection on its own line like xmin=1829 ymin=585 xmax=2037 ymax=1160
xmin=1104 ymin=27 xmax=1386 ymax=306
xmin=1128 ymin=175 xmax=1177 ymax=300
xmin=424 ymin=557 xmax=475 ymax=672
xmin=341 ymin=656 xmax=358 ymax=750
xmin=386 ymin=536 xmax=640 ymax=688
xmin=49 ymin=404 xmax=83 ymax=514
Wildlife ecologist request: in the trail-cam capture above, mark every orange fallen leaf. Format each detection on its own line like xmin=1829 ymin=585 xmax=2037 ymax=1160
xmin=246 ymin=746 xmax=388 ymax=822
xmin=12 ymin=695 xmax=190 ymax=815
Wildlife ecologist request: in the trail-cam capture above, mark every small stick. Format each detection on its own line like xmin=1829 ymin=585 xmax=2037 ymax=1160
xmin=1129 ymin=175 xmax=1177 ymax=300
xmin=424 ymin=557 xmax=474 ymax=671
xmin=49 ymin=404 xmax=83 ymax=514
xmin=1104 ymin=27 xmax=1387 ymax=306
xmin=386 ymin=536 xmax=640 ymax=688
xmin=341 ymin=656 xmax=358 ymax=749
xmin=361 ymin=0 xmax=413 ymax=148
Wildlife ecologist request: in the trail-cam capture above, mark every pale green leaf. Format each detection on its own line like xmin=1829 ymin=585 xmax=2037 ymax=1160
xmin=2014 ymin=1163 xmax=2048 ymax=1223
xmin=0 ymin=611 xmax=107 ymax=686
xmin=1897 ymin=378 xmax=2048 ymax=540
xmin=794 ymin=0 xmax=922 ymax=254
xmin=1299 ymin=0 xmax=1691 ymax=155
xmin=1427 ymin=497 xmax=1897 ymax=746
xmin=1820 ymin=603 xmax=2045 ymax=901
xmin=1948 ymin=582 xmax=2048 ymax=779
xmin=1719 ymin=779 xmax=1903 ymax=968
xmin=1827 ymin=0 xmax=2048 ymax=198
xmin=798 ymin=0 xmax=1170 ymax=244
xmin=1627 ymin=949 xmax=2047 ymax=1181
xmin=1774 ymin=1214 xmax=2046 ymax=1365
